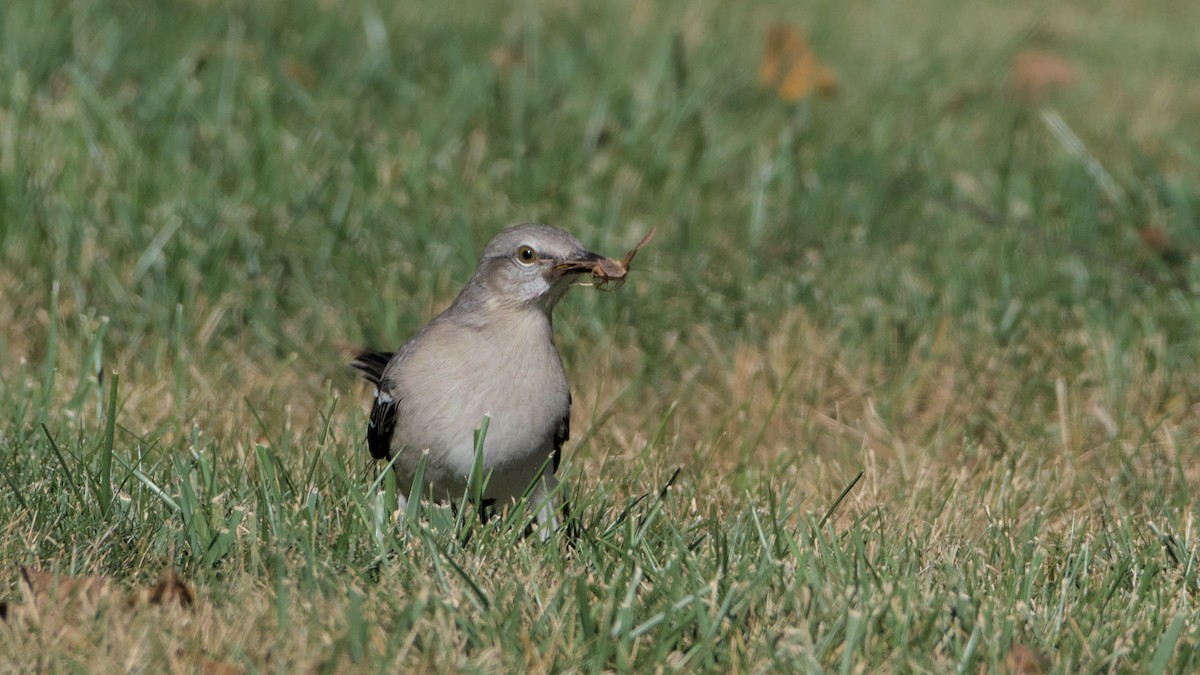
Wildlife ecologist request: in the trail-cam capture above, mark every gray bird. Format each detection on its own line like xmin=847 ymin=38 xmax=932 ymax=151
xmin=351 ymin=224 xmax=622 ymax=536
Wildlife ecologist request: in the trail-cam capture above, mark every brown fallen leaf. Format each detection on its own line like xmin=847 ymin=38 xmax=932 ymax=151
xmin=1138 ymin=225 xmax=1171 ymax=255
xmin=3 ymin=567 xmax=232 ymax=672
xmin=1009 ymin=49 xmax=1077 ymax=100
xmin=490 ymin=45 xmax=522 ymax=76
xmin=759 ymin=23 xmax=838 ymax=102
xmin=201 ymin=658 xmax=244 ymax=675
xmin=141 ymin=568 xmax=197 ymax=610
xmin=1003 ymin=642 xmax=1048 ymax=674
xmin=280 ymin=56 xmax=317 ymax=89
xmin=3 ymin=566 xmax=196 ymax=622
xmin=20 ymin=566 xmax=115 ymax=606
xmin=1138 ymin=225 xmax=1186 ymax=269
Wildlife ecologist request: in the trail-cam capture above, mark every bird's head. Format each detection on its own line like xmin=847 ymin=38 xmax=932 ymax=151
xmin=463 ymin=224 xmax=611 ymax=314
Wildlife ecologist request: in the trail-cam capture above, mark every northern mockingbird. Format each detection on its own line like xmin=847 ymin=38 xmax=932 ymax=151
xmin=351 ymin=224 xmax=630 ymax=536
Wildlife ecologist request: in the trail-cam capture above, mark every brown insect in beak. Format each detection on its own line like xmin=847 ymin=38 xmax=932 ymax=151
xmin=554 ymin=228 xmax=656 ymax=289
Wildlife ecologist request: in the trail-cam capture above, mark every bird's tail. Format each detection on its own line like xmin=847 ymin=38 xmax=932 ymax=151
xmin=349 ymin=350 xmax=393 ymax=386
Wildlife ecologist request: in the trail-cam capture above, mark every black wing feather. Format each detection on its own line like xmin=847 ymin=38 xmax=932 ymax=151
xmin=366 ymin=388 xmax=398 ymax=460
xmin=349 ymin=350 xmax=393 ymax=386
xmin=351 ymin=350 xmax=398 ymax=461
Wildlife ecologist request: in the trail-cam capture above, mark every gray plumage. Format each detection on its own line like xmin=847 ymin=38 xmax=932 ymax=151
xmin=352 ymin=224 xmax=608 ymax=535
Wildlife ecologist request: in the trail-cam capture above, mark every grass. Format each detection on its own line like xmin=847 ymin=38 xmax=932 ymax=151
xmin=2 ymin=0 xmax=1200 ymax=670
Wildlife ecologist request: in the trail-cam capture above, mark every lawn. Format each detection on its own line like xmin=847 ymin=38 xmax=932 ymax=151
xmin=2 ymin=0 xmax=1200 ymax=671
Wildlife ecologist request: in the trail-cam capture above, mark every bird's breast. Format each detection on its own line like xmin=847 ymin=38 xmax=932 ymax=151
xmin=390 ymin=314 xmax=569 ymax=498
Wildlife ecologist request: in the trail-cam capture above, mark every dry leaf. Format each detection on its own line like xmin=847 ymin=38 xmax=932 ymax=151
xmin=1003 ymin=643 xmax=1048 ymax=674
xmin=3 ymin=567 xmax=228 ymax=671
xmin=1138 ymin=225 xmax=1186 ymax=268
xmin=200 ymin=657 xmax=244 ymax=675
xmin=1138 ymin=225 xmax=1170 ymax=254
xmin=20 ymin=566 xmax=116 ymax=606
xmin=759 ymin=23 xmax=838 ymax=102
xmin=1010 ymin=50 xmax=1077 ymax=99
xmin=3 ymin=566 xmax=197 ymax=623
xmin=280 ymin=56 xmax=317 ymax=89
xmin=489 ymin=45 xmax=522 ymax=76
xmin=140 ymin=569 xmax=197 ymax=610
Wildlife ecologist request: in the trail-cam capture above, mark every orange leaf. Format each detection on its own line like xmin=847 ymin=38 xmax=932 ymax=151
xmin=3 ymin=566 xmax=197 ymax=623
xmin=1004 ymin=643 xmax=1048 ymax=675
xmin=489 ymin=45 xmax=522 ymax=76
xmin=760 ymin=23 xmax=837 ymax=102
xmin=280 ymin=56 xmax=316 ymax=89
xmin=1138 ymin=225 xmax=1171 ymax=255
xmin=1009 ymin=50 xmax=1077 ymax=99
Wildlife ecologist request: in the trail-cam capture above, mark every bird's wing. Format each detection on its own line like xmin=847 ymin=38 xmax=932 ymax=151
xmin=553 ymin=392 xmax=570 ymax=473
xmin=366 ymin=384 xmax=399 ymax=461
xmin=351 ymin=350 xmax=399 ymax=461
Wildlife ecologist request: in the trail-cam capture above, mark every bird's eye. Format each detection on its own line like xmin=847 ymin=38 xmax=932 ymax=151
xmin=516 ymin=245 xmax=538 ymax=264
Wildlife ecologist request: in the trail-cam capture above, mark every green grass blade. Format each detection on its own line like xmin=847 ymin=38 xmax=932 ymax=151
xmin=1148 ymin=614 xmax=1186 ymax=675
xmin=98 ymin=370 xmax=118 ymax=516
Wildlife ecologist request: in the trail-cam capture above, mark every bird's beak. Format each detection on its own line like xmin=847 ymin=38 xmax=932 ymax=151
xmin=552 ymin=251 xmax=610 ymax=278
